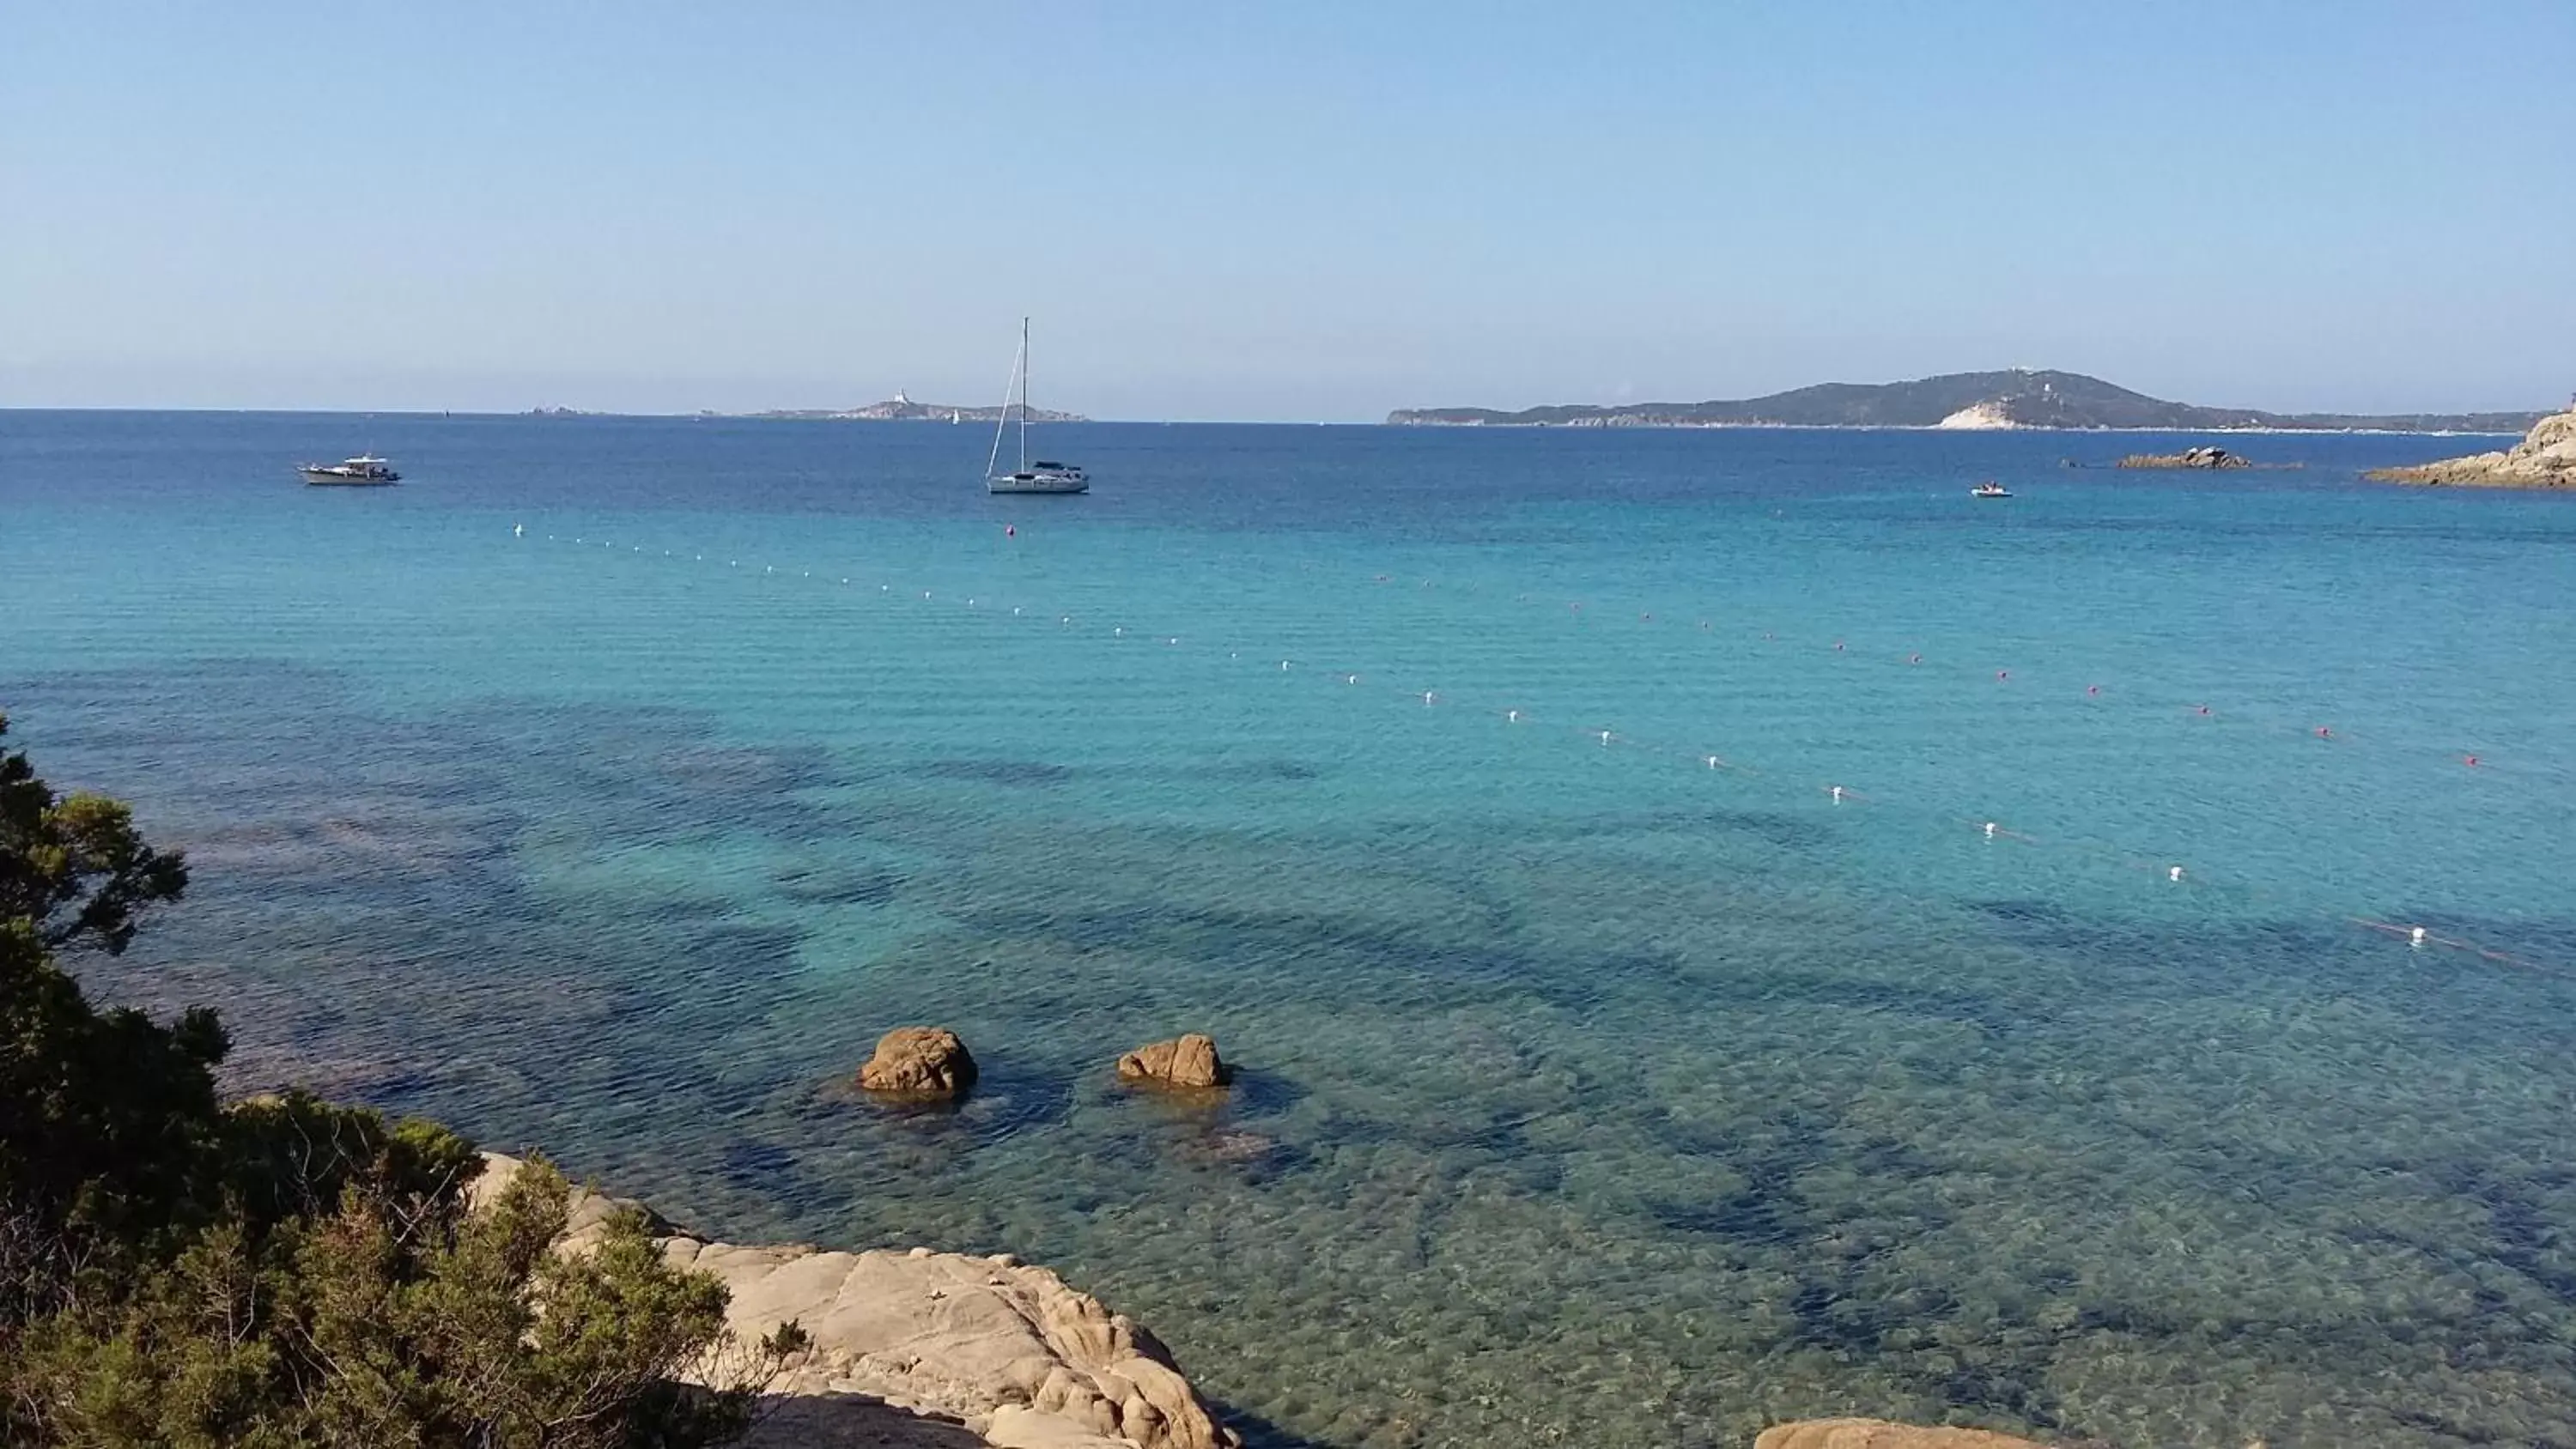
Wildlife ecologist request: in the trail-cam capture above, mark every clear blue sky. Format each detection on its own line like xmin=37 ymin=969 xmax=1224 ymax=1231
xmin=4 ymin=2 xmax=2570 ymax=420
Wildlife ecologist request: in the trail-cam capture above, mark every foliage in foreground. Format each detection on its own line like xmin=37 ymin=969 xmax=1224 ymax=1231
xmin=0 ymin=711 xmax=800 ymax=1447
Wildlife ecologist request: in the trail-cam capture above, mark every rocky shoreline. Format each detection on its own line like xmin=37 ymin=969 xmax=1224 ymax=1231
xmin=2366 ymin=405 xmax=2576 ymax=488
xmin=487 ymin=1151 xmax=2067 ymax=1449
xmin=475 ymin=1153 xmax=1240 ymax=1449
xmin=489 ymin=1016 xmax=2064 ymax=1449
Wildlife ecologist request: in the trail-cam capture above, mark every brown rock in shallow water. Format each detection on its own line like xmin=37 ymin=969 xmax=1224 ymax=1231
xmin=1756 ymin=1421 xmax=2055 ymax=1449
xmin=1116 ymin=1034 xmax=1230 ymax=1088
xmin=859 ymin=1027 xmax=976 ymax=1096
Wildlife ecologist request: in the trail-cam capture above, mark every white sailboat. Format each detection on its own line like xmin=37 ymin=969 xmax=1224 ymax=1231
xmin=986 ymin=317 xmax=1087 ymax=495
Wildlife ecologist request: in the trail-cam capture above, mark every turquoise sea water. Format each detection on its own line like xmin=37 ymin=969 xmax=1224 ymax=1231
xmin=6 ymin=410 xmax=2576 ymax=1447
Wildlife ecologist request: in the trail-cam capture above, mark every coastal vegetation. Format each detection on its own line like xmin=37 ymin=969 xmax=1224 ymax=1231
xmin=1387 ymin=368 xmax=2547 ymax=432
xmin=0 ymin=712 xmax=799 ymax=1448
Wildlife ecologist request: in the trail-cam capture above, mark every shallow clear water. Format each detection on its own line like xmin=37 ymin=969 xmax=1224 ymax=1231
xmin=6 ymin=411 xmax=2575 ymax=1447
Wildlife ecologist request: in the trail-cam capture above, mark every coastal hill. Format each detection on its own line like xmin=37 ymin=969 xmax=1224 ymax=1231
xmin=2366 ymin=403 xmax=2576 ymax=487
xmin=1388 ymin=369 xmax=2545 ymax=433
xmin=753 ymin=390 xmax=1085 ymax=424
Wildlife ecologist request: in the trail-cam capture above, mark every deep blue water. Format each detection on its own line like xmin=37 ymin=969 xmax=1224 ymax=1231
xmin=6 ymin=410 xmax=2575 ymax=1447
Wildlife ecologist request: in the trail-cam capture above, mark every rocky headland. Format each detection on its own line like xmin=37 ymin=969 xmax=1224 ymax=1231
xmin=482 ymin=1152 xmax=2068 ymax=1449
xmin=473 ymin=1153 xmax=1239 ymax=1449
xmin=2365 ymin=405 xmax=2576 ymax=488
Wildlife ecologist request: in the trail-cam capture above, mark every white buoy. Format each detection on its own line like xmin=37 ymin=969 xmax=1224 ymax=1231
xmin=1423 ymin=691 xmax=1436 ymax=706
xmin=1280 ymin=660 xmax=1291 ymax=670
xmin=1114 ymin=627 xmax=1124 ymax=636
xmin=1507 ymin=710 xmax=1521 ymax=723
xmin=1600 ymin=730 xmax=1613 ymax=745
xmin=513 ymin=524 xmax=523 ymax=537
xmin=2410 ymin=925 xmax=2427 ymax=948
xmin=1705 ymin=755 xmax=1720 ymax=769
xmin=1347 ymin=674 xmax=1360 ymax=685
xmin=1830 ymin=785 xmax=1844 ymax=803
xmin=1012 ymin=606 xmax=1020 ymax=615
xmin=1983 ymin=822 xmax=1998 ymax=839
xmin=2169 ymin=865 xmax=2184 ymax=882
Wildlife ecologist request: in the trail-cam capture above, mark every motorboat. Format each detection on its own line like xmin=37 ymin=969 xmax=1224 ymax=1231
xmin=1971 ymin=482 xmax=2011 ymax=499
xmin=300 ymin=455 xmax=400 ymax=485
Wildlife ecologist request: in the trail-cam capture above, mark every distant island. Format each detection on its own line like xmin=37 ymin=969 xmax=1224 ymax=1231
xmin=749 ymin=391 xmax=1085 ymax=424
xmin=1387 ymin=369 xmax=2545 ymax=433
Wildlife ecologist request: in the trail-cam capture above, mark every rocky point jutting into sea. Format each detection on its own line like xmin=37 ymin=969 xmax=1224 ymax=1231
xmin=479 ymin=1153 xmax=2065 ymax=1449
xmin=2365 ymin=404 xmax=2576 ymax=488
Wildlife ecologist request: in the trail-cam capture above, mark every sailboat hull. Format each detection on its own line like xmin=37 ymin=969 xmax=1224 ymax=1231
xmin=987 ymin=473 xmax=1089 ymax=495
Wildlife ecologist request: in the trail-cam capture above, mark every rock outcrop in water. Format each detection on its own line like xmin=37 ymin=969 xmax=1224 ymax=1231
xmin=473 ymin=1155 xmax=1239 ymax=1449
xmin=2118 ymin=445 xmax=2251 ymax=469
xmin=860 ymin=1027 xmax=979 ymax=1097
xmin=1115 ymin=1034 xmax=1230 ymax=1089
xmin=1755 ymin=1420 xmax=2054 ymax=1449
xmin=2366 ymin=405 xmax=2576 ymax=488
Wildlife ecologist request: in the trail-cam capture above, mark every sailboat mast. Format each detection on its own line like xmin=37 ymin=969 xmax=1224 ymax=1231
xmin=1018 ymin=316 xmax=1030 ymax=473
xmin=985 ymin=323 xmax=1021 ymax=481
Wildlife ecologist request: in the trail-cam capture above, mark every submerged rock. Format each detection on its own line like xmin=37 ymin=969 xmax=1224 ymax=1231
xmin=860 ymin=1027 xmax=978 ymax=1097
xmin=1755 ymin=1422 xmax=2055 ymax=1449
xmin=2368 ymin=406 xmax=2576 ymax=488
xmin=1115 ymin=1034 xmax=1230 ymax=1089
xmin=475 ymin=1154 xmax=1241 ymax=1449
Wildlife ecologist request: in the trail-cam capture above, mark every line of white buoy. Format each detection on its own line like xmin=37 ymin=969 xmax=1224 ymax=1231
xmin=507 ymin=522 xmax=2560 ymax=976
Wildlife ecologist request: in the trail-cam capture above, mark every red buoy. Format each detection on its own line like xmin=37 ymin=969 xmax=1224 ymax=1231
xmin=1996 ymin=670 xmax=2009 ymax=681
xmin=2087 ymin=684 xmax=2100 ymax=696
xmin=2316 ymin=726 xmax=2334 ymax=739
xmin=2465 ymin=755 xmax=2480 ymax=767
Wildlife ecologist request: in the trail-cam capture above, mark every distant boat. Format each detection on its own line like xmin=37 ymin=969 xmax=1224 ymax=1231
xmin=300 ymin=455 xmax=400 ymax=486
xmin=986 ymin=318 xmax=1087 ymax=495
xmin=1971 ymin=482 xmax=2011 ymax=499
